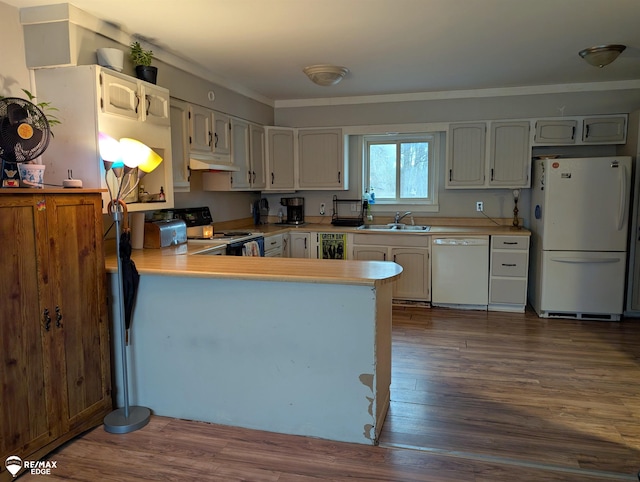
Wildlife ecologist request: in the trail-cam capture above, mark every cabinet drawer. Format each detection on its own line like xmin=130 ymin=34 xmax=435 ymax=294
xmin=490 ymin=278 xmax=527 ymax=304
xmin=492 ymin=236 xmax=528 ymax=250
xmin=265 ymin=234 xmax=284 ymax=250
xmin=491 ymin=252 xmax=528 ymax=277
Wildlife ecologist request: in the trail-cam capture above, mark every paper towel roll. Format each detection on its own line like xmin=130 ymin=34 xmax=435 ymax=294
xmin=130 ymin=212 xmax=145 ymax=250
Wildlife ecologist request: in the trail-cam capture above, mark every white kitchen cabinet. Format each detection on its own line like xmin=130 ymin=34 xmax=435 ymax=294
xmin=489 ymin=235 xmax=530 ymax=312
xmin=265 ymin=127 xmax=296 ymax=191
xmin=298 ymin=128 xmax=346 ymax=190
xmin=583 ymin=116 xmax=627 ymax=144
xmin=288 ymin=232 xmax=312 ymax=258
xmin=213 ymin=111 xmax=231 ymax=156
xmin=34 ymin=65 xmax=174 ymax=213
xmin=489 ymin=121 xmax=531 ymax=187
xmin=446 ymin=123 xmax=486 ymax=187
xmin=534 ymin=119 xmax=578 ymax=144
xmin=352 ymin=233 xmax=430 ymax=301
xmin=249 ymin=124 xmax=266 ymax=189
xmin=447 ymin=121 xmax=530 ymax=189
xmin=230 ymin=118 xmax=251 ymax=189
xmin=188 ymin=104 xmax=231 ymax=163
xmin=170 ymin=98 xmax=190 ymax=191
xmin=264 ymin=233 xmax=284 ymax=257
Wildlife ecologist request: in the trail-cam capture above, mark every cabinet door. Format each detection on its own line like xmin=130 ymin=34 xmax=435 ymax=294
xmin=143 ymin=84 xmax=170 ymax=126
xmin=289 ymin=233 xmax=310 ymax=258
xmin=447 ymin=123 xmax=486 ymax=187
xmin=583 ymin=116 xmax=627 ymax=143
xmin=231 ymin=118 xmax=251 ymax=189
xmin=100 ymin=70 xmax=140 ymax=120
xmin=266 ymin=128 xmax=295 ymax=190
xmin=189 ymin=104 xmax=213 ymax=155
xmin=46 ymin=195 xmax=111 ymax=430
xmin=298 ymin=128 xmax=345 ymax=189
xmin=534 ymin=119 xmax=577 ymax=144
xmin=391 ymin=247 xmax=430 ymax=300
xmin=250 ymin=124 xmax=266 ymax=189
xmin=353 ymin=245 xmax=387 ymax=261
xmin=489 ymin=121 xmax=531 ymax=187
xmin=0 ymin=196 xmax=59 ymax=460
xmin=213 ymin=111 xmax=231 ymax=156
xmin=170 ymin=99 xmax=190 ymax=191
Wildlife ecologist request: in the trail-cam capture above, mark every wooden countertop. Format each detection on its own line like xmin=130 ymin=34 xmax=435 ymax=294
xmin=105 ymin=247 xmax=403 ymax=287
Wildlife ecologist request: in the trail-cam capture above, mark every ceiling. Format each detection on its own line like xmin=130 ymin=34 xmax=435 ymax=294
xmin=6 ymin=0 xmax=640 ymax=104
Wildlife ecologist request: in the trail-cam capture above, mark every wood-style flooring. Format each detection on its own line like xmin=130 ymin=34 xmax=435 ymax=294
xmin=19 ymin=306 xmax=640 ymax=481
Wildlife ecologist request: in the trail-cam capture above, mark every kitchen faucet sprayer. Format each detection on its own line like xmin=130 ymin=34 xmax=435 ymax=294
xmin=395 ymin=211 xmax=412 ymax=223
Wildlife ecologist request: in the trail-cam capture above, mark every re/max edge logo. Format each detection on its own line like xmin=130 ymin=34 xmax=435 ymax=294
xmin=5 ymin=456 xmax=58 ymax=477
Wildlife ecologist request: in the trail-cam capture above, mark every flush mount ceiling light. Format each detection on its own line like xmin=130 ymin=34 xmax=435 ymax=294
xmin=579 ymin=44 xmax=626 ymax=68
xmin=303 ymin=64 xmax=349 ymax=86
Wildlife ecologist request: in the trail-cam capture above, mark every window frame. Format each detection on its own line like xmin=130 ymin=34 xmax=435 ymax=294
xmin=362 ymin=132 xmax=440 ymax=212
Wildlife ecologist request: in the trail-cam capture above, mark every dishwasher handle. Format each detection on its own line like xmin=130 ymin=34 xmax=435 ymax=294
xmin=433 ymin=237 xmax=489 ymax=246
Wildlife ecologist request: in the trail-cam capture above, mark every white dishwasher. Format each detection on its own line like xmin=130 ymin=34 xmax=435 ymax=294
xmin=431 ymin=236 xmax=489 ymax=307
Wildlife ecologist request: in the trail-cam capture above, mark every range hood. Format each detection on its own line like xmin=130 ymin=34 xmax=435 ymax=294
xmin=189 ymin=158 xmax=239 ymax=171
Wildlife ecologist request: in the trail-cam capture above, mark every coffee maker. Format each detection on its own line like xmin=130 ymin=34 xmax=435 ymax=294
xmin=280 ymin=197 xmax=305 ymax=225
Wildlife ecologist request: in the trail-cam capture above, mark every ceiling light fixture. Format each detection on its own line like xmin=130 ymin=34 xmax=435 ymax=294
xmin=303 ymin=64 xmax=349 ymax=86
xmin=578 ymin=44 xmax=626 ymax=68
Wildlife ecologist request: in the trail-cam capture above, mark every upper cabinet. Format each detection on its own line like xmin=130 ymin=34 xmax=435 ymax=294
xmin=532 ymin=114 xmax=627 ymax=146
xmin=34 ymin=65 xmax=174 ymax=213
xmin=170 ymin=98 xmax=190 ymax=192
xmin=188 ymin=104 xmax=231 ymax=163
xmin=447 ymin=121 xmax=531 ymax=189
xmin=298 ymin=128 xmax=346 ymax=190
xmin=265 ymin=127 xmax=296 ymax=191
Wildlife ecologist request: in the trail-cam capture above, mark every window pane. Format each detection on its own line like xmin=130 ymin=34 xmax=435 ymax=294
xmin=369 ymin=143 xmax=396 ymax=198
xmin=400 ymin=142 xmax=428 ymax=198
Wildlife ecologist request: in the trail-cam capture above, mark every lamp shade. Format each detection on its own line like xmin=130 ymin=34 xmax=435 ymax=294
xmin=579 ymin=44 xmax=626 ymax=68
xmin=119 ymin=138 xmax=146 ymax=168
xmin=98 ymin=132 xmax=123 ymax=169
xmin=303 ymin=64 xmax=349 ymax=86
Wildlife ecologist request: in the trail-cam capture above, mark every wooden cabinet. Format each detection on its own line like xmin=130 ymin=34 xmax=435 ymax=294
xmin=298 ymin=128 xmax=346 ymax=190
xmin=489 ymin=121 xmax=531 ymax=187
xmin=170 ymin=98 xmax=190 ymax=191
xmin=489 ymin=235 xmax=530 ymax=312
xmin=583 ymin=116 xmax=627 ymax=144
xmin=34 ymin=65 xmax=174 ymax=213
xmin=265 ymin=127 xmax=296 ymax=191
xmin=446 ymin=123 xmax=486 ymax=187
xmin=532 ymin=114 xmax=627 ymax=146
xmin=447 ymin=121 xmax=531 ymax=189
xmin=0 ymin=191 xmax=112 ymax=480
xmin=352 ymin=233 xmax=430 ymax=301
xmin=288 ymin=232 xmax=312 ymax=258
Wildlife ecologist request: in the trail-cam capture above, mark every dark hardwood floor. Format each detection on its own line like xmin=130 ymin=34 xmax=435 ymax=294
xmin=19 ymin=306 xmax=640 ymax=481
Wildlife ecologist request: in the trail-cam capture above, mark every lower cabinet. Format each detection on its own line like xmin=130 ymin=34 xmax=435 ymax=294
xmin=352 ymin=234 xmax=430 ymax=301
xmin=264 ymin=233 xmax=284 ymax=257
xmin=288 ymin=232 xmax=312 ymax=258
xmin=0 ymin=191 xmax=112 ymax=481
xmin=489 ymin=235 xmax=530 ymax=312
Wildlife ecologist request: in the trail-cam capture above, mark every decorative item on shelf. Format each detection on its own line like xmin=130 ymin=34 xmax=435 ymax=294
xmin=97 ymin=47 xmax=124 ymax=72
xmin=130 ymin=41 xmax=157 ymax=84
xmin=578 ymin=44 xmax=626 ymax=68
xmin=303 ymin=64 xmax=349 ymax=86
xmin=99 ymin=131 xmax=163 ymax=434
xmin=513 ymin=189 xmax=520 ymax=228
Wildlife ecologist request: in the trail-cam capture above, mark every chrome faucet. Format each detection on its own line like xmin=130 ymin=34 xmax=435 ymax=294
xmin=395 ymin=211 xmax=412 ymax=223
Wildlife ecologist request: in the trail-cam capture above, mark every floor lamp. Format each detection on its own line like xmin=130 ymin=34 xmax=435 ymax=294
xmin=100 ymin=133 xmax=163 ymax=434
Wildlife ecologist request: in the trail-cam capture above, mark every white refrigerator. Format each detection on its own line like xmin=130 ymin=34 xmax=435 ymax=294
xmin=528 ymin=156 xmax=631 ymax=321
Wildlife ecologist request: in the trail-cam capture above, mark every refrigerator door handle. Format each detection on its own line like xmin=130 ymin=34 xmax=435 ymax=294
xmin=551 ymin=257 xmax=620 ymax=264
xmin=618 ymin=166 xmax=627 ymax=231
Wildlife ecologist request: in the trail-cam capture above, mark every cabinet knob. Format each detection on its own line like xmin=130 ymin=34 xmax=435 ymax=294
xmin=43 ymin=308 xmax=51 ymax=332
xmin=55 ymin=305 xmax=63 ymax=328
xmin=214 ymin=132 xmax=219 ymax=148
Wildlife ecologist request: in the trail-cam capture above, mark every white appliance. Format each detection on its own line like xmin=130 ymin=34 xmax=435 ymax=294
xmin=432 ymin=236 xmax=489 ymax=308
xmin=529 ymin=156 xmax=631 ymax=320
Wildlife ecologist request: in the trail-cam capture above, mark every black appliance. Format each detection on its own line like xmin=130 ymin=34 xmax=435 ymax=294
xmin=280 ymin=197 xmax=304 ymax=225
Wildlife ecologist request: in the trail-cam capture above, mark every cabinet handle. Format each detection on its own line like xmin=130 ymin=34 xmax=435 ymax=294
xmin=384 ymin=253 xmax=387 ymax=261
xmin=449 ymin=169 xmax=452 ymax=182
xmin=571 ymin=126 xmax=576 ymax=140
xmin=247 ymin=170 xmax=252 ymax=183
xmin=393 ymin=254 xmax=396 ymax=262
xmin=271 ymin=172 xmax=275 ymax=185
xmin=43 ymin=308 xmax=51 ymax=332
xmin=501 ymin=263 xmax=517 ymax=267
xmin=252 ymin=171 xmax=256 ymax=183
xmin=55 ymin=305 xmax=63 ymax=328
xmin=338 ymin=171 xmax=341 ymax=183
xmin=585 ymin=125 xmax=590 ymax=138
xmin=490 ymin=168 xmax=494 ymax=181
xmin=208 ymin=131 xmax=213 ymax=147
xmin=134 ymin=93 xmax=140 ymax=114
xmin=214 ymin=132 xmax=219 ymax=148
xmin=503 ymin=241 xmax=518 ymax=245
xmin=145 ymin=96 xmax=151 ymax=116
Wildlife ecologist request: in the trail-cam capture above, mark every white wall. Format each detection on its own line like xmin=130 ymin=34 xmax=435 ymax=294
xmin=0 ymin=1 xmax=32 ymax=96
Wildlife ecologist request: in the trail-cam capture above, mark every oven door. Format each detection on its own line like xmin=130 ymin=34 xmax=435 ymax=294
xmin=226 ymin=237 xmax=265 ymax=256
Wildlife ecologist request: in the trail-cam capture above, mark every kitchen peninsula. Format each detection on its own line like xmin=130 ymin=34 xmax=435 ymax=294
xmin=105 ymin=251 xmax=402 ymax=445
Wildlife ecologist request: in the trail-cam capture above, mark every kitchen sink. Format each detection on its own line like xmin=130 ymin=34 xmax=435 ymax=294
xmin=357 ymin=224 xmax=430 ymax=231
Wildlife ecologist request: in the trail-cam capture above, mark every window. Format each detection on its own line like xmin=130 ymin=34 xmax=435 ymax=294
xmin=363 ymin=133 xmax=438 ymax=207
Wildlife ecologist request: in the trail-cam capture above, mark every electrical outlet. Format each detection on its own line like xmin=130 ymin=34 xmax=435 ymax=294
xmin=476 ymin=201 xmax=484 ymax=212
xmin=320 ymin=203 xmax=326 ymax=215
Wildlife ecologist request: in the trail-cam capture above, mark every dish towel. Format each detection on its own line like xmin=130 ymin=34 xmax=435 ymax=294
xmin=243 ymin=241 xmax=261 ymax=257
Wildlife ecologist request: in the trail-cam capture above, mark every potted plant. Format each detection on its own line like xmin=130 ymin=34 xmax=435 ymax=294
xmin=130 ymin=41 xmax=157 ymax=84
